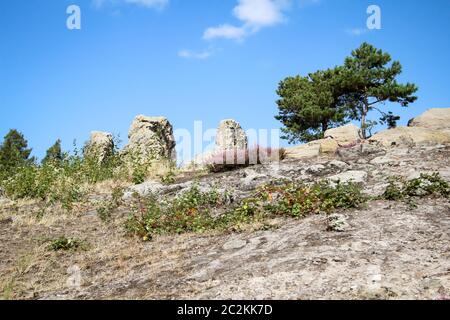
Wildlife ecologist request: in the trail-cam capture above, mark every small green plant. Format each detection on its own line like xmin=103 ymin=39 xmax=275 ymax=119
xmin=125 ymin=185 xmax=227 ymax=240
xmin=0 ymin=280 xmax=15 ymax=300
xmin=382 ymin=173 xmax=450 ymax=202
xmin=48 ymin=237 xmax=86 ymax=251
xmin=96 ymin=186 xmax=124 ymax=222
xmin=260 ymin=180 xmax=367 ymax=217
xmin=160 ymin=168 xmax=177 ymax=185
xmin=326 ymin=214 xmax=347 ymax=232
xmin=132 ymin=166 xmax=146 ymax=185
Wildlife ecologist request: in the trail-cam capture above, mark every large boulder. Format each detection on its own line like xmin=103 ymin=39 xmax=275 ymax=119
xmin=324 ymin=124 xmax=361 ymax=146
xmin=369 ymin=126 xmax=450 ymax=148
xmin=124 ymin=115 xmax=176 ymax=163
xmin=216 ymin=119 xmax=248 ymax=151
xmin=408 ymin=108 xmax=450 ymax=131
xmin=319 ymin=138 xmax=339 ymax=155
xmin=84 ymin=131 xmax=114 ymax=164
xmin=285 ymin=140 xmax=322 ymax=159
xmin=186 ymin=119 xmax=248 ymax=170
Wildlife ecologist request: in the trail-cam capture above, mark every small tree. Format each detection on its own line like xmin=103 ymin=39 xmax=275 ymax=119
xmin=42 ymin=139 xmax=63 ymax=164
xmin=0 ymin=129 xmax=34 ymax=170
xmin=340 ymin=42 xmax=418 ymax=138
xmin=275 ymin=68 xmax=349 ymax=143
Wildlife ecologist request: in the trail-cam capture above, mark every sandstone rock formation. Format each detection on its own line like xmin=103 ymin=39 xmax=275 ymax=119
xmin=216 ymin=119 xmax=248 ymax=151
xmin=285 ymin=140 xmax=322 ymax=159
xmin=408 ymin=108 xmax=450 ymax=131
xmin=369 ymin=126 xmax=450 ymax=148
xmin=319 ymin=138 xmax=339 ymax=155
xmin=324 ymin=124 xmax=361 ymax=146
xmin=124 ymin=115 xmax=176 ymax=163
xmin=186 ymin=119 xmax=248 ymax=169
xmin=286 ymin=108 xmax=450 ymax=158
xmin=84 ymin=131 xmax=114 ymax=164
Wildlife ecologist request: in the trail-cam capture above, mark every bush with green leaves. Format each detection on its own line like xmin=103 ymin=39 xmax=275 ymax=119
xmin=383 ymin=173 xmax=450 ymax=202
xmin=252 ymin=180 xmax=367 ymax=217
xmin=125 ymin=185 xmax=227 ymax=239
xmin=48 ymin=237 xmax=86 ymax=251
xmin=126 ymin=180 xmax=367 ymax=240
xmin=0 ymin=135 xmax=134 ymax=209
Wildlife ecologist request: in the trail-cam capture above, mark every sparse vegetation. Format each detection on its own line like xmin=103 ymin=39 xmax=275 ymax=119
xmin=382 ymin=173 xmax=450 ymax=205
xmin=125 ymin=185 xmax=229 ymax=240
xmin=96 ymin=186 xmax=125 ymax=222
xmin=0 ymin=134 xmax=178 ymax=212
xmin=48 ymin=237 xmax=86 ymax=252
xmin=125 ymin=180 xmax=367 ymax=240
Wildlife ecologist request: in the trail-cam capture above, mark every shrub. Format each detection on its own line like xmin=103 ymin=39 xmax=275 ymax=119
xmin=383 ymin=173 xmax=450 ymax=202
xmin=126 ymin=179 xmax=366 ymax=240
xmin=48 ymin=237 xmax=86 ymax=251
xmin=125 ymin=185 xmax=227 ymax=240
xmin=259 ymin=180 xmax=367 ymax=217
xmin=2 ymin=162 xmax=84 ymax=210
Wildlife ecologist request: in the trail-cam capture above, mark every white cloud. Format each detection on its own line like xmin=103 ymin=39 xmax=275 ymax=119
xmin=178 ymin=48 xmax=215 ymax=60
xmin=203 ymin=0 xmax=292 ymax=41
xmin=93 ymin=0 xmax=168 ymax=10
xmin=346 ymin=28 xmax=368 ymax=36
xmin=233 ymin=0 xmax=289 ymax=27
xmin=203 ymin=24 xmax=247 ymax=41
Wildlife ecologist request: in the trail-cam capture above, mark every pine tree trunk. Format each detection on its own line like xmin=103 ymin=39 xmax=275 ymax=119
xmin=322 ymin=122 xmax=328 ymax=135
xmin=361 ymin=112 xmax=366 ymax=139
xmin=360 ymin=99 xmax=369 ymax=139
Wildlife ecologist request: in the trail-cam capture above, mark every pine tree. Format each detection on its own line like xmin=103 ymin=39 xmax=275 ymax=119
xmin=340 ymin=42 xmax=418 ymax=138
xmin=275 ymin=67 xmax=349 ymax=143
xmin=0 ymin=129 xmax=34 ymax=170
xmin=42 ymin=139 xmax=63 ymax=164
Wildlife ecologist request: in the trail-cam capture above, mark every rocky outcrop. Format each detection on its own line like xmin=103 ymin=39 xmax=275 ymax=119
xmin=285 ymin=140 xmax=322 ymax=159
xmin=124 ymin=115 xmax=176 ymax=163
xmin=216 ymin=119 xmax=248 ymax=151
xmin=187 ymin=119 xmax=248 ymax=169
xmin=368 ymin=126 xmax=450 ymax=148
xmin=324 ymin=124 xmax=361 ymax=146
xmin=319 ymin=139 xmax=339 ymax=155
xmin=84 ymin=131 xmax=114 ymax=164
xmin=408 ymin=108 xmax=450 ymax=131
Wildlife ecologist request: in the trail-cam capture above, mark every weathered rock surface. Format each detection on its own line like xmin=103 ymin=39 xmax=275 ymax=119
xmin=285 ymin=139 xmax=322 ymax=159
xmin=328 ymin=170 xmax=368 ymax=185
xmin=319 ymin=138 xmax=339 ymax=155
xmin=124 ymin=115 xmax=176 ymax=163
xmin=324 ymin=124 xmax=361 ymax=146
xmin=83 ymin=131 xmax=114 ymax=164
xmin=187 ymin=119 xmax=248 ymax=169
xmin=1 ymin=143 xmax=450 ymax=300
xmin=408 ymin=108 xmax=450 ymax=131
xmin=369 ymin=126 xmax=450 ymax=148
xmin=216 ymin=119 xmax=248 ymax=151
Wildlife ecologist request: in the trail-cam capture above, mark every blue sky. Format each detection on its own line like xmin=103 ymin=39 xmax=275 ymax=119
xmin=1 ymin=0 xmax=449 ymax=161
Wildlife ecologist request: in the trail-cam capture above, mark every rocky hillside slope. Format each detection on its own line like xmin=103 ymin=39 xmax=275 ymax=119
xmin=0 ymin=109 xmax=449 ymax=300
